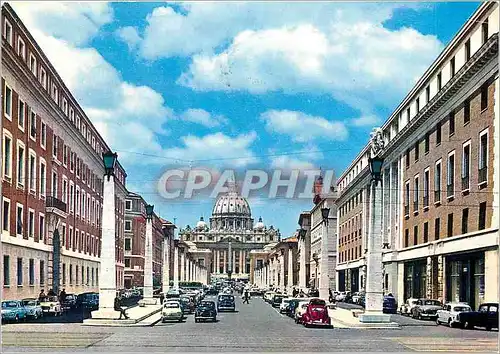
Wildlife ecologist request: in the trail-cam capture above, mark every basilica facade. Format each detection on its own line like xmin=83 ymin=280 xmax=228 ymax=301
xmin=178 ymin=190 xmax=280 ymax=280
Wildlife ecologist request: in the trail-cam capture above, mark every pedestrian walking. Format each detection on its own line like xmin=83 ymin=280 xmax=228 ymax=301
xmin=59 ymin=288 xmax=67 ymax=303
xmin=292 ymin=287 xmax=298 ymax=298
xmin=38 ymin=289 xmax=46 ymax=300
xmin=242 ymin=290 xmax=250 ymax=304
xmin=114 ymin=294 xmax=129 ymax=320
xmin=160 ymin=293 xmax=165 ymax=305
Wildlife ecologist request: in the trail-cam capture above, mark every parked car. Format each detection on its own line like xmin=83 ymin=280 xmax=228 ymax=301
xmin=205 ymin=287 xmax=219 ymax=296
xmin=383 ymin=295 xmax=398 ymax=314
xmin=301 ymin=300 xmax=332 ymax=328
xmin=286 ymin=299 xmax=301 ymax=317
xmin=351 ymin=292 xmax=363 ymax=304
xmin=271 ymin=294 xmax=286 ymax=308
xmin=62 ymin=294 xmax=77 ymax=310
xmin=436 ymin=302 xmax=472 ymax=327
xmin=21 ymin=299 xmax=43 ymax=320
xmin=411 ymin=299 xmax=441 ymax=320
xmin=335 ymin=292 xmax=347 ymax=302
xmin=264 ymin=291 xmax=276 ymax=303
xmin=344 ymin=292 xmax=353 ymax=303
xmin=280 ymin=298 xmax=294 ymax=314
xmin=194 ymin=300 xmax=217 ymax=323
xmin=455 ymin=302 xmax=498 ymax=331
xmin=40 ymin=296 xmax=63 ymax=316
xmin=307 ymin=289 xmax=319 ymax=298
xmin=217 ymin=294 xmax=236 ymax=312
xmin=294 ymin=301 xmax=310 ymax=324
xmin=162 ymin=301 xmax=184 ymax=323
xmin=166 ymin=288 xmax=182 ymax=299
xmin=2 ymin=300 xmax=28 ymax=322
xmin=77 ymin=292 xmax=99 ymax=311
xmin=180 ymin=296 xmax=195 ymax=314
xmin=399 ymin=298 xmax=418 ymax=316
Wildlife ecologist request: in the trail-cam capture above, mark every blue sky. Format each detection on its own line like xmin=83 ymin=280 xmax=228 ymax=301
xmin=14 ymin=1 xmax=479 ymax=237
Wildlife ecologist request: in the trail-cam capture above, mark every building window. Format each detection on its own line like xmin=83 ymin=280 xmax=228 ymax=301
xmin=18 ymin=37 xmax=26 ymax=59
xmin=29 ymin=110 xmax=36 ymax=139
xmin=4 ymin=83 xmax=12 ymax=119
xmin=52 ymin=84 xmax=58 ymax=103
xmin=434 ymin=218 xmax=440 ymax=240
xmin=481 ymin=84 xmax=488 ymax=111
xmin=3 ymin=255 xmax=10 ymax=286
xmin=29 ymin=54 xmax=37 ymax=76
xmin=405 ymin=149 xmax=410 ymax=168
xmin=125 ymin=259 xmax=131 ymax=268
xmin=18 ymin=99 xmax=25 ymax=131
xmin=413 ymin=175 xmax=419 ymax=213
xmin=449 ymin=113 xmax=455 ymax=136
xmin=404 ymin=181 xmax=410 ymax=217
xmin=482 ymin=20 xmax=489 ymax=44
xmin=447 ymin=213 xmax=453 ymax=237
xmin=461 ymin=208 xmax=469 ymax=234
xmin=423 ymin=222 xmax=429 ymax=243
xmin=17 ymin=142 xmax=25 ymax=187
xmin=62 ymin=178 xmax=68 ymax=204
xmin=125 ymin=238 xmax=131 ymax=251
xmin=479 ymin=130 xmax=488 ymax=185
xmin=478 ymin=202 xmax=486 ymax=230
xmin=39 ymin=214 xmax=45 ymax=243
xmin=53 ymin=135 xmax=58 ymax=159
xmin=435 ymin=122 xmax=442 ymax=146
xmin=69 ymin=264 xmax=73 ymax=285
xmin=406 ymin=107 xmax=410 ymax=123
xmin=125 ymin=200 xmax=132 ymax=210
xmin=463 ymin=100 xmax=470 ymax=125
xmin=416 ymin=98 xmax=420 ymax=113
xmin=3 ymin=133 xmax=12 ymax=179
xmin=29 ymin=259 xmax=34 ymax=286
xmin=447 ymin=152 xmax=455 ymax=198
xmin=462 ymin=143 xmax=470 ymax=191
xmin=465 ymin=39 xmax=471 ymax=61
xmin=450 ymin=57 xmax=455 ymax=78
xmin=16 ymin=204 xmax=23 ymax=236
xmin=39 ymin=159 xmax=46 ymax=197
xmin=17 ymin=257 xmax=23 ymax=286
xmin=62 ymin=98 xmax=68 ymax=116
xmin=3 ymin=19 xmax=12 ymax=45
xmin=40 ymin=260 xmax=45 ymax=285
xmin=62 ymin=224 xmax=66 ymax=247
xmin=40 ymin=68 xmax=47 ymax=89
xmin=437 ymin=72 xmax=442 ymax=90
xmin=28 ymin=152 xmax=36 ymax=192
xmin=424 ymin=133 xmax=429 ymax=154
xmin=423 ymin=169 xmax=429 ymax=208
xmin=404 ymin=229 xmax=409 ymax=248
xmin=414 ymin=141 xmax=419 ymax=161
xmin=28 ymin=209 xmax=34 ymax=238
xmin=52 ymin=171 xmax=58 ymax=199
xmin=75 ymin=265 xmax=79 ymax=285
xmin=62 ymin=263 xmax=66 ymax=285
xmin=425 ymin=85 xmax=430 ymax=103
xmin=413 ymin=225 xmax=418 ymax=245
xmin=40 ymin=122 xmax=46 ymax=148
xmin=125 ymin=220 xmax=132 ymax=231
xmin=2 ymin=198 xmax=10 ymax=233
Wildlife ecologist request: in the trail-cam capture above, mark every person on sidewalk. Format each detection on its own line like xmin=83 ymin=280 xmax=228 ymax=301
xmin=114 ymin=294 xmax=129 ymax=320
xmin=242 ymin=289 xmax=250 ymax=304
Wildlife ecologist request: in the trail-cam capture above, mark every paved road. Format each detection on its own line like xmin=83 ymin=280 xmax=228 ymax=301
xmin=2 ymin=296 xmax=498 ymax=352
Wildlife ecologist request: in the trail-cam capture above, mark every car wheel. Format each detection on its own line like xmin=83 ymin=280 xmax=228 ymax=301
xmin=436 ymin=318 xmax=441 ymax=325
xmin=418 ymin=313 xmax=422 ymax=320
xmin=195 ymin=318 xmax=198 ymax=323
xmin=33 ymin=313 xmax=38 ymax=320
xmin=15 ymin=315 xmax=19 ymax=322
xmin=486 ymin=325 xmax=492 ymax=331
xmin=463 ymin=321 xmax=471 ymax=329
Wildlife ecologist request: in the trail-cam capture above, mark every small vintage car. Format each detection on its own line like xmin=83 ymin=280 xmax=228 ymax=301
xmin=162 ymin=301 xmax=184 ymax=323
xmin=180 ymin=295 xmax=196 ymax=314
xmin=301 ymin=299 xmax=332 ymax=328
xmin=2 ymin=300 xmax=28 ymax=322
xmin=217 ymin=294 xmax=235 ymax=312
xmin=294 ymin=301 xmax=310 ymax=324
xmin=383 ymin=295 xmax=398 ymax=314
xmin=21 ymin=299 xmax=43 ymax=319
xmin=40 ymin=296 xmax=62 ymax=316
xmin=436 ymin=302 xmax=472 ymax=327
xmin=77 ymin=292 xmax=99 ymax=311
xmin=399 ymin=298 xmax=419 ymax=316
xmin=271 ymin=294 xmax=286 ymax=308
xmin=455 ymin=302 xmax=498 ymax=331
xmin=62 ymin=294 xmax=78 ymax=310
xmin=194 ymin=300 xmax=217 ymax=323
xmin=411 ymin=299 xmax=442 ymax=320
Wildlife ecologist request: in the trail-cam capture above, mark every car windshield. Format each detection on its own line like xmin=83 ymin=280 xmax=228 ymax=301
xmin=199 ymin=302 xmax=215 ymax=308
xmin=2 ymin=301 xmax=18 ymax=308
xmin=43 ymin=296 xmax=58 ymax=302
xmin=310 ymin=299 xmax=326 ymax=306
xmin=22 ymin=300 xmax=37 ymax=306
xmin=165 ymin=303 xmax=180 ymax=308
xmin=219 ymin=295 xmax=234 ymax=301
xmin=453 ymin=306 xmax=471 ymax=312
xmin=423 ymin=300 xmax=440 ymax=306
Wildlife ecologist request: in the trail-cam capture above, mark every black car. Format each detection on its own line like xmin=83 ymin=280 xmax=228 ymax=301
xmin=76 ymin=292 xmax=99 ymax=311
xmin=271 ymin=295 xmax=285 ymax=308
xmin=383 ymin=295 xmax=397 ymax=314
xmin=217 ymin=294 xmax=235 ymax=312
xmin=457 ymin=302 xmax=498 ymax=331
xmin=195 ymin=301 xmax=217 ymax=322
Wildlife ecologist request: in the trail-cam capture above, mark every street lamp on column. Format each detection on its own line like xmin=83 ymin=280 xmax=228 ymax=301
xmin=369 ymin=156 xmax=389 ymax=249
xmin=142 ymin=204 xmax=155 ymax=304
xmin=321 ymin=207 xmax=330 ymax=225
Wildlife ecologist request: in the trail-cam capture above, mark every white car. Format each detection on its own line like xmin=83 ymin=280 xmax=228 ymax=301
xmin=399 ymin=298 xmax=419 ymax=316
xmin=162 ymin=301 xmax=184 ymax=323
xmin=280 ymin=298 xmax=294 ymax=313
xmin=335 ymin=292 xmax=347 ymax=302
xmin=294 ymin=301 xmax=310 ymax=324
xmin=436 ymin=302 xmax=472 ymax=327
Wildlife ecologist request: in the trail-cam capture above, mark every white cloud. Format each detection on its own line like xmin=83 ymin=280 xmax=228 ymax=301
xmin=115 ymin=26 xmax=142 ymax=51
xmin=261 ymin=110 xmax=348 ymax=143
xmin=351 ymin=115 xmax=381 ymax=127
xmin=179 ymin=23 xmax=442 ymax=112
xmin=179 ymin=109 xmax=227 ymax=128
xmin=270 ymin=156 xmax=317 ymax=171
xmin=124 ymin=2 xmax=415 ymax=60
xmin=12 ymin=2 xmax=113 ymax=46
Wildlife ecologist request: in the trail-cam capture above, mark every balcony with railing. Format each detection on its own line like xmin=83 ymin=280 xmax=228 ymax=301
xmin=462 ymin=175 xmax=470 ymax=192
xmin=45 ymin=196 xmax=68 ymax=218
xmin=447 ymin=184 xmax=454 ymax=199
xmin=478 ymin=167 xmax=488 ymax=185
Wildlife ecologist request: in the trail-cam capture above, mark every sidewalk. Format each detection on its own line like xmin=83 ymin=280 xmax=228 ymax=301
xmin=83 ymin=304 xmax=162 ymax=327
xmin=328 ymin=307 xmax=400 ymax=329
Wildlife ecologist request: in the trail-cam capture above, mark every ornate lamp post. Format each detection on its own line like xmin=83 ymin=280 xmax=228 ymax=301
xmin=321 ymin=207 xmax=330 ymax=225
xmin=141 ymin=204 xmax=156 ymax=305
xmin=92 ymin=151 xmax=118 ymax=319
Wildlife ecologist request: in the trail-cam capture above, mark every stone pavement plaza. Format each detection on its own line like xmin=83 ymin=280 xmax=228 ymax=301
xmin=2 ymin=297 xmax=498 ymax=352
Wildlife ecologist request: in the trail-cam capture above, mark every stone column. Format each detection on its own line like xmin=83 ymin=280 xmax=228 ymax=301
xmin=142 ymin=216 xmax=155 ymax=303
xmin=359 ymin=180 xmax=389 ymax=323
xmin=299 ymin=235 xmax=307 ymax=290
xmin=280 ymin=252 xmax=285 ymax=292
xmin=223 ymin=251 xmax=227 ymax=274
xmin=240 ymin=250 xmax=243 ymax=274
xmin=287 ymin=247 xmax=294 ymax=293
xmin=319 ymin=206 xmax=330 ymax=300
xmin=92 ymin=175 xmax=116 ymax=318
xmin=173 ymin=246 xmax=179 ymax=288
xmin=162 ymin=236 xmax=170 ymax=294
xmin=180 ymin=251 xmax=186 ymax=282
xmin=216 ymin=251 xmax=220 ymax=274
